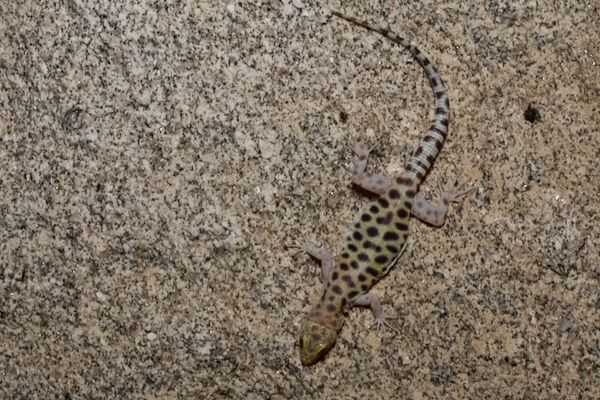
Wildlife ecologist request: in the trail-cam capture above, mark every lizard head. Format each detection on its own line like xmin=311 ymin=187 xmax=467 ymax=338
xmin=299 ymin=318 xmax=338 ymax=365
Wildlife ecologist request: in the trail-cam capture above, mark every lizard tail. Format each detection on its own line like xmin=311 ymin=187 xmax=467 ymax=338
xmin=331 ymin=10 xmax=450 ymax=185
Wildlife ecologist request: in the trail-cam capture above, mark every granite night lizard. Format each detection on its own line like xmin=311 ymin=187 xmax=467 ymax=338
xmin=296 ymin=11 xmax=467 ymax=365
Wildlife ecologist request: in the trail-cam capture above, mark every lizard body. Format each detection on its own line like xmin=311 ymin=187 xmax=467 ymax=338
xmin=298 ymin=11 xmax=464 ymax=365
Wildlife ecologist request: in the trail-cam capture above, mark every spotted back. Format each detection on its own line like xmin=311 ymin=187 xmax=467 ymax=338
xmin=313 ymin=175 xmax=418 ymax=313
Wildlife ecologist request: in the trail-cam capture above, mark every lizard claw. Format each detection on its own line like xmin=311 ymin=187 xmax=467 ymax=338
xmin=439 ymin=174 xmax=472 ymax=204
xmin=352 ymin=140 xmax=380 ymax=157
xmin=288 ymin=240 xmax=318 ymax=257
xmin=369 ymin=314 xmax=399 ymax=333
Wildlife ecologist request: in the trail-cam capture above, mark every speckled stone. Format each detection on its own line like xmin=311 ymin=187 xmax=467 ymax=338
xmin=1 ymin=1 xmax=598 ymax=398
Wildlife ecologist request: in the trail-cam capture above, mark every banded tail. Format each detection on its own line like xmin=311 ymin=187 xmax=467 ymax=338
xmin=331 ymin=11 xmax=450 ymax=185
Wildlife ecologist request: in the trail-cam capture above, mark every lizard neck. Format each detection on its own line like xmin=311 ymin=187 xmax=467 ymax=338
xmin=307 ymin=290 xmax=346 ymax=331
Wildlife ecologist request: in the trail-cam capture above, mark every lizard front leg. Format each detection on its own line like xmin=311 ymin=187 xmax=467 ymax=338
xmin=292 ymin=243 xmax=335 ymax=286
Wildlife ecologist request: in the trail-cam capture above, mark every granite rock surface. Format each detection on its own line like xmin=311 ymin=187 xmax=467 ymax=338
xmin=1 ymin=1 xmax=599 ymax=398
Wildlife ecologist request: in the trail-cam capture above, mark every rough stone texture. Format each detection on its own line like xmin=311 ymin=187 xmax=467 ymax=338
xmin=0 ymin=1 xmax=598 ymax=398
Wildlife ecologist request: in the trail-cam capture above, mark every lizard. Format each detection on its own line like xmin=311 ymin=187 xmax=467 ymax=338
xmin=296 ymin=10 xmax=467 ymax=365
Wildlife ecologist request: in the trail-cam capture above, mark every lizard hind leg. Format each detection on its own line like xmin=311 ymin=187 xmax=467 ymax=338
xmin=352 ymin=293 xmax=398 ymax=333
xmin=411 ymin=177 xmax=471 ymax=227
xmin=351 ymin=140 xmax=392 ymax=195
xmin=436 ymin=176 xmax=473 ymax=205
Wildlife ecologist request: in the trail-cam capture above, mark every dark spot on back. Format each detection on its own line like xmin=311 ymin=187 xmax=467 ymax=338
xmin=353 ymin=231 xmax=363 ymax=241
xmin=378 ymin=197 xmax=389 ymax=208
xmin=361 ymin=213 xmax=372 ymax=222
xmin=331 ymin=271 xmax=339 ymax=280
xmin=361 ymin=284 xmax=369 ymax=291
xmin=383 ymin=231 xmax=399 ymax=241
xmin=350 ymin=261 xmax=359 ymax=269
xmin=366 ymin=227 xmax=379 ymax=237
xmin=376 ymin=212 xmax=393 ymax=225
xmin=386 ymin=245 xmax=399 ymax=253
xmin=341 ymin=252 xmax=349 ymax=259
xmin=358 ymin=253 xmax=369 ymax=262
xmin=348 ymin=290 xmax=359 ymax=298
xmin=397 ymin=208 xmax=408 ymax=218
xmin=326 ymin=304 xmax=336 ymax=312
xmin=389 ymin=189 xmax=400 ymax=199
xmin=375 ymin=255 xmax=389 ymax=264
xmin=342 ymin=275 xmax=355 ymax=287
xmin=366 ymin=267 xmax=379 ymax=277
xmin=397 ymin=176 xmax=414 ymax=187
xmin=348 ymin=243 xmax=358 ymax=252
xmin=370 ymin=205 xmax=379 ymax=214
xmin=358 ymin=274 xmax=367 ymax=282
xmin=395 ymin=222 xmax=408 ymax=231
xmin=332 ymin=285 xmax=342 ymax=294
xmin=340 ymin=263 xmax=349 ymax=271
